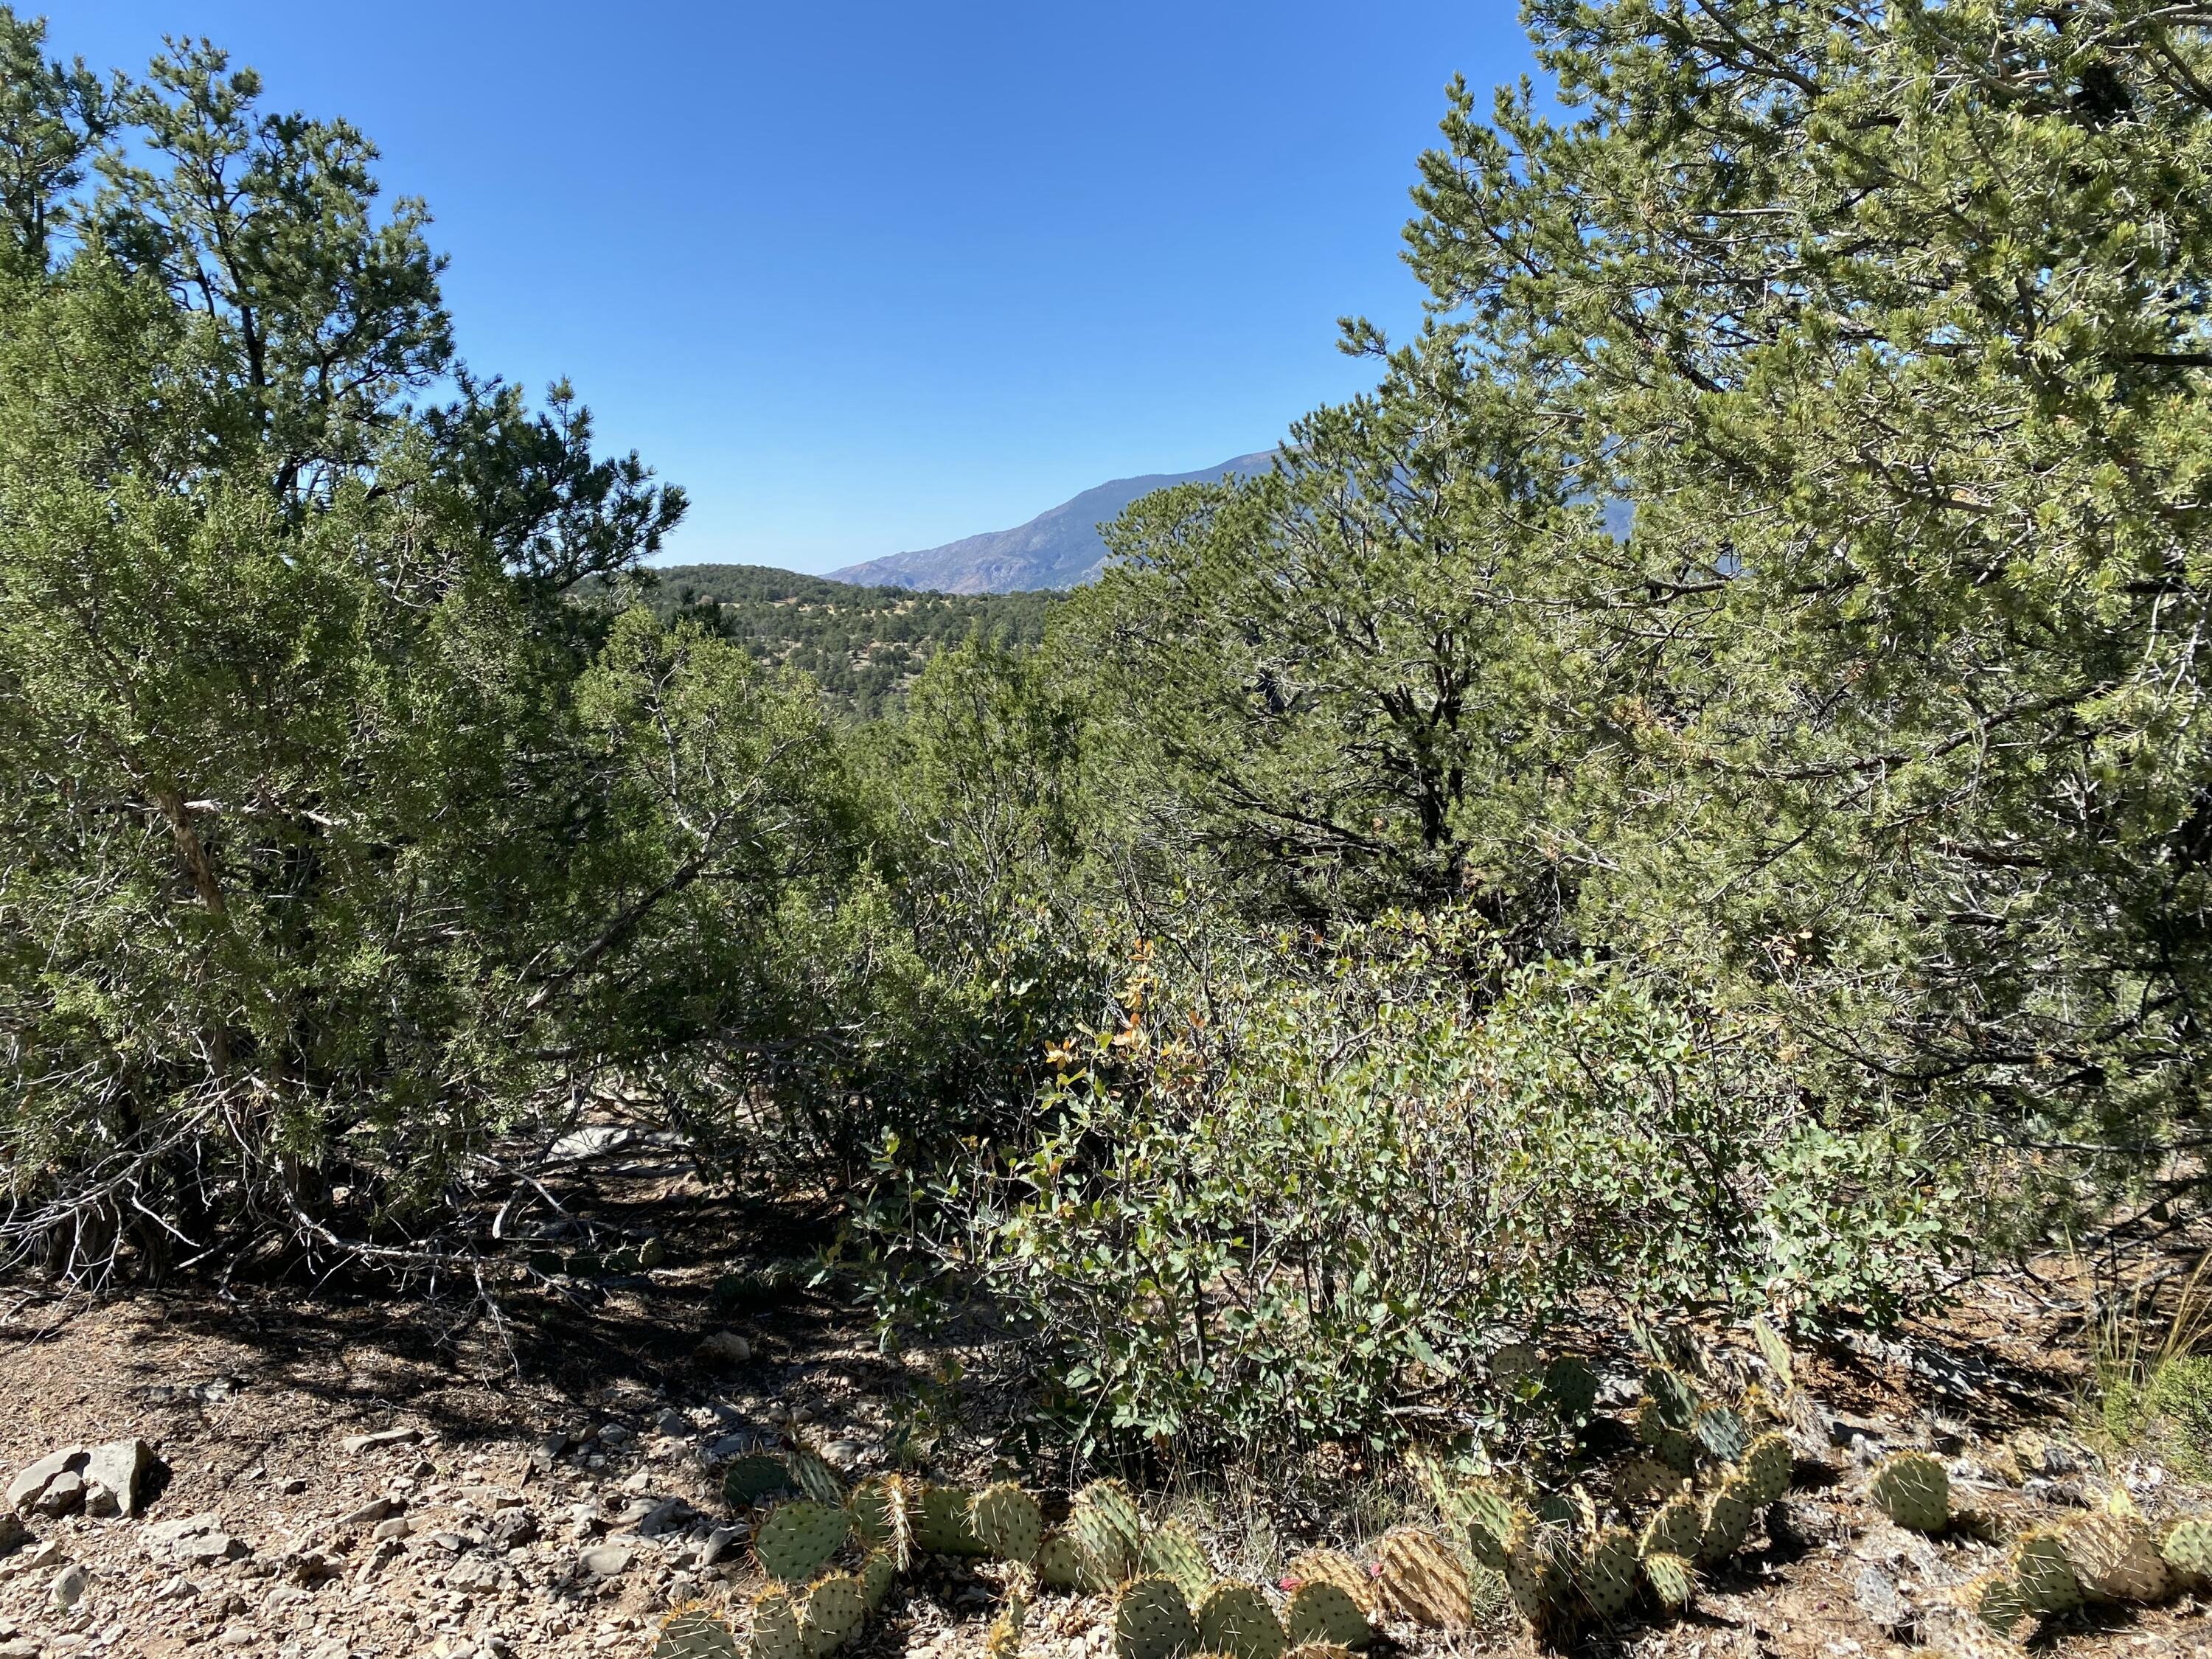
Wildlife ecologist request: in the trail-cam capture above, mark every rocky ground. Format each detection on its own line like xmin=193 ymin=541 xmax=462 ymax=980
xmin=0 ymin=1131 xmax=2206 ymax=1659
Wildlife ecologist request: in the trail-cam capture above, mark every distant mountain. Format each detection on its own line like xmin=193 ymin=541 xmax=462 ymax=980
xmin=827 ymin=452 xmax=1277 ymax=594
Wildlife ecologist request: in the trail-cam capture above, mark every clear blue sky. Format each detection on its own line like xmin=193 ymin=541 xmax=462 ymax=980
xmin=49 ymin=2 xmax=1536 ymax=574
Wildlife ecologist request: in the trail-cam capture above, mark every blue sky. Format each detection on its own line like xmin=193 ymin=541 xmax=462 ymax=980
xmin=49 ymin=2 xmax=1536 ymax=573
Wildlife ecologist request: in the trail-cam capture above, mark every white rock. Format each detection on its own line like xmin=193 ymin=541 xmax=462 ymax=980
xmin=82 ymin=1439 xmax=157 ymax=1519
xmin=4 ymin=1446 xmax=87 ymax=1512
xmin=51 ymin=1562 xmax=88 ymax=1608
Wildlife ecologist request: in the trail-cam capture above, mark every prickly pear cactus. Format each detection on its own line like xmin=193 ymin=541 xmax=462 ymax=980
xmin=1282 ymin=1582 xmax=1369 ymax=1649
xmin=2008 ymin=1528 xmax=2082 ymax=1616
xmin=1036 ymin=1529 xmax=1090 ymax=1590
xmin=1742 ymin=1431 xmax=1795 ymax=1508
xmin=1641 ymin=1492 xmax=1705 ymax=1562
xmin=1113 ymin=1576 xmax=1198 ymax=1659
xmin=1448 ymin=1485 xmax=1521 ymax=1571
xmin=1960 ymin=1573 xmax=2029 ymax=1638
xmin=1576 ymin=1526 xmax=1641 ymax=1625
xmin=748 ymin=1589 xmax=805 ymax=1659
xmin=987 ymin=1581 xmax=1027 ymax=1659
xmin=1143 ymin=1518 xmax=1214 ymax=1606
xmin=1697 ymin=1473 xmax=1756 ymax=1565
xmin=1502 ymin=1517 xmax=1576 ymax=1643
xmin=1374 ymin=1526 xmax=1475 ymax=1629
xmin=1751 ymin=1317 xmax=1795 ymax=1393
xmin=1542 ymin=1355 xmax=1601 ymax=1421
xmin=799 ymin=1573 xmax=866 ymax=1658
xmin=847 ymin=1474 xmax=913 ymax=1570
xmin=971 ymin=1481 xmax=1045 ymax=1565
xmin=1072 ymin=1480 xmax=1148 ymax=1589
xmin=1635 ymin=1399 xmax=1698 ymax=1475
xmin=1283 ymin=1550 xmax=1371 ymax=1613
xmin=2161 ymin=1515 xmax=2212 ymax=1587
xmin=1194 ymin=1582 xmax=1287 ymax=1659
xmin=1867 ymin=1452 xmax=1950 ymax=1534
xmin=1694 ymin=1404 xmax=1750 ymax=1464
xmin=858 ymin=1549 xmax=896 ymax=1613
xmin=1641 ymin=1552 xmax=1696 ymax=1613
xmin=2065 ymin=1512 xmax=2172 ymax=1604
xmin=724 ymin=1453 xmax=793 ymax=1509
xmin=656 ymin=1608 xmax=742 ymax=1659
xmin=1618 ymin=1455 xmax=1691 ymax=1502
xmin=754 ymin=1500 xmax=851 ymax=1585
xmin=911 ymin=1484 xmax=988 ymax=1557
xmin=787 ymin=1444 xmax=846 ymax=1508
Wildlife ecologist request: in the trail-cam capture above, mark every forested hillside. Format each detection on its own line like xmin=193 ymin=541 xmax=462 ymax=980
xmin=636 ymin=564 xmax=1054 ymax=719
xmin=1 ymin=12 xmax=2208 ymax=1642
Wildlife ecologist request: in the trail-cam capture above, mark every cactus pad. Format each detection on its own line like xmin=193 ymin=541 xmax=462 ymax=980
xmin=2160 ymin=1515 xmax=2212 ymax=1586
xmin=1641 ymin=1492 xmax=1705 ymax=1562
xmin=1113 ymin=1576 xmax=1198 ymax=1659
xmin=987 ymin=1581 xmax=1027 ymax=1659
xmin=1439 ymin=1480 xmax=1519 ymax=1569
xmin=1635 ymin=1400 xmax=1698 ymax=1474
xmin=1143 ymin=1519 xmax=1214 ymax=1604
xmin=1694 ymin=1405 xmax=1750 ymax=1464
xmin=2008 ymin=1528 xmax=2081 ymax=1616
xmin=1542 ymin=1355 xmax=1601 ymax=1421
xmin=971 ymin=1481 xmax=1045 ymax=1565
xmin=1576 ymin=1526 xmax=1642 ymax=1624
xmin=1073 ymin=1480 xmax=1148 ymax=1588
xmin=1961 ymin=1573 xmax=2028 ymax=1637
xmin=1375 ymin=1526 xmax=1475 ymax=1628
xmin=1618 ymin=1455 xmax=1691 ymax=1502
xmin=799 ymin=1573 xmax=866 ymax=1658
xmin=1283 ymin=1582 xmax=1369 ymax=1649
xmin=1284 ymin=1550 xmax=1371 ymax=1611
xmin=748 ymin=1590 xmax=804 ymax=1659
xmin=1641 ymin=1552 xmax=1696 ymax=1613
xmin=1194 ymin=1583 xmax=1287 ymax=1659
xmin=1751 ymin=1317 xmax=1795 ymax=1391
xmin=1037 ymin=1528 xmax=1090 ymax=1590
xmin=725 ymin=1453 xmax=793 ymax=1509
xmin=787 ymin=1444 xmax=846 ymax=1507
xmin=1502 ymin=1519 xmax=1576 ymax=1641
xmin=858 ymin=1549 xmax=896 ymax=1613
xmin=1742 ymin=1431 xmax=1795 ymax=1508
xmin=847 ymin=1475 xmax=913 ymax=1571
xmin=1697 ymin=1475 xmax=1755 ymax=1565
xmin=754 ymin=1500 xmax=850 ymax=1585
xmin=2065 ymin=1512 xmax=2172 ymax=1604
xmin=1868 ymin=1452 xmax=1950 ymax=1534
xmin=656 ymin=1609 xmax=742 ymax=1659
xmin=911 ymin=1484 xmax=987 ymax=1557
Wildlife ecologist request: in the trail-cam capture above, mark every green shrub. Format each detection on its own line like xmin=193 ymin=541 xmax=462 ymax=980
xmin=859 ymin=910 xmax=1942 ymax=1462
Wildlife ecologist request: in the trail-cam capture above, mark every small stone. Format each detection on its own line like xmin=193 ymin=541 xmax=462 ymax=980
xmin=693 ymin=1331 xmax=751 ymax=1370
xmin=487 ymin=1509 xmax=538 ymax=1550
xmin=337 ymin=1497 xmax=398 ymax=1526
xmin=153 ymin=1574 xmax=201 ymax=1601
xmin=0 ymin=1639 xmax=37 ymax=1659
xmin=280 ymin=1477 xmax=308 ymax=1495
xmin=821 ymin=1439 xmax=864 ymax=1470
xmin=579 ymin=1544 xmax=633 ymax=1578
xmin=339 ymin=1427 xmax=420 ymax=1455
xmin=634 ymin=1498 xmax=687 ymax=1537
xmin=215 ymin=1625 xmax=257 ymax=1649
xmin=82 ymin=1439 xmax=159 ymax=1519
xmin=594 ymin=1423 xmax=633 ymax=1448
xmin=0 ymin=1512 xmax=23 ymax=1555
xmin=178 ymin=1532 xmax=249 ymax=1563
xmin=51 ymin=1562 xmax=89 ymax=1609
xmin=653 ymin=1408 xmax=686 ymax=1439
xmin=699 ymin=1526 xmax=743 ymax=1568
xmin=372 ymin=1517 xmax=411 ymax=1542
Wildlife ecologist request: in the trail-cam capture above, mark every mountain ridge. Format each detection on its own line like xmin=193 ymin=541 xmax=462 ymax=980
xmin=826 ymin=451 xmax=1276 ymax=594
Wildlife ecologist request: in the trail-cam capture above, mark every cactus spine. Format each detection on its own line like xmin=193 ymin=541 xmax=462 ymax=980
xmin=1142 ymin=1517 xmax=1214 ymax=1604
xmin=1035 ymin=1529 xmax=1090 ymax=1590
xmin=2161 ymin=1514 xmax=2212 ymax=1587
xmin=1576 ymin=1526 xmax=1642 ymax=1625
xmin=1374 ymin=1526 xmax=1475 ymax=1629
xmin=971 ymin=1481 xmax=1046 ymax=1565
xmin=1071 ymin=1480 xmax=1147 ymax=1590
xmin=1641 ymin=1553 xmax=1696 ymax=1613
xmin=1742 ymin=1431 xmax=1794 ymax=1508
xmin=747 ymin=1590 xmax=805 ymax=1659
xmin=2065 ymin=1511 xmax=2172 ymax=1604
xmin=1641 ymin=1492 xmax=1704 ymax=1562
xmin=799 ymin=1573 xmax=866 ymax=1657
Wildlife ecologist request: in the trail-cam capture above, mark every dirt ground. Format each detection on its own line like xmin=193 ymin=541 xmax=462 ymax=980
xmin=0 ymin=1132 xmax=2206 ymax=1659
